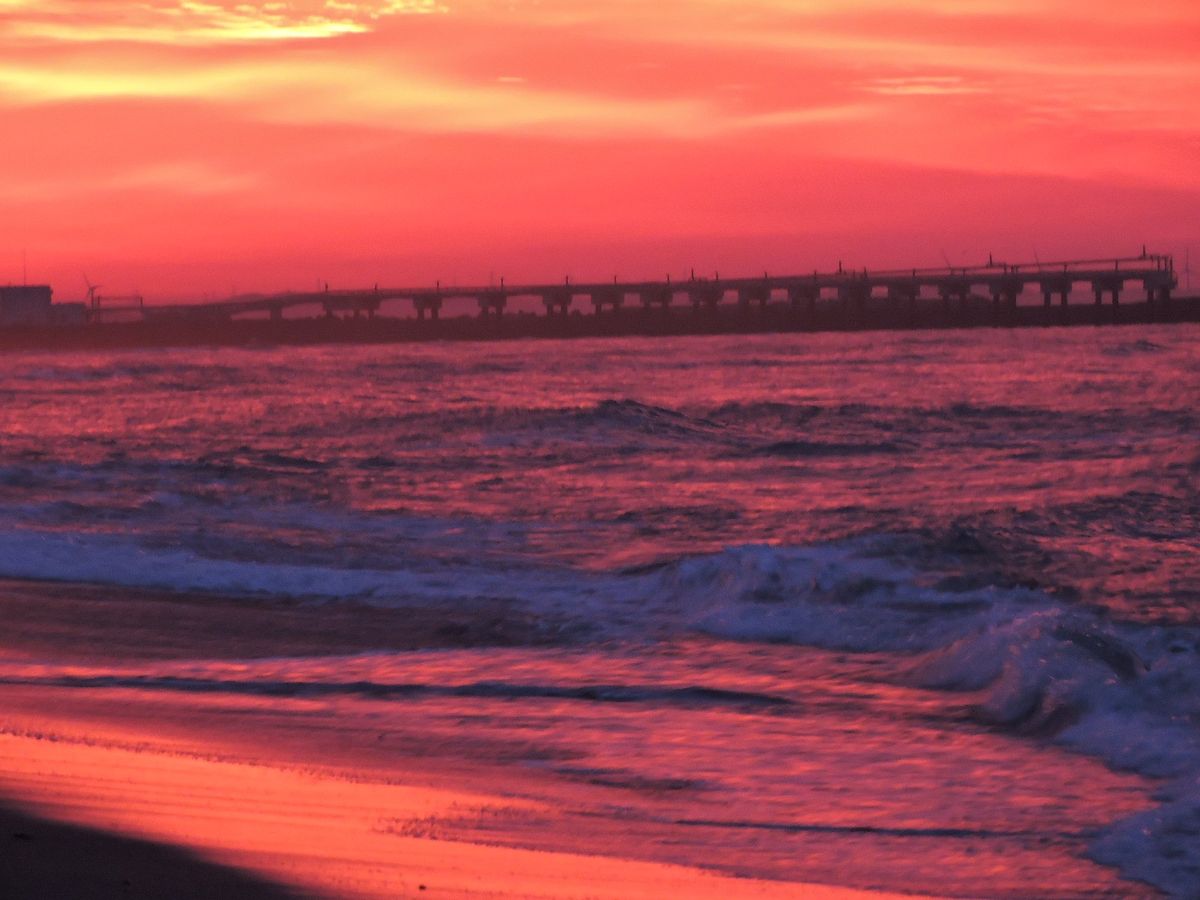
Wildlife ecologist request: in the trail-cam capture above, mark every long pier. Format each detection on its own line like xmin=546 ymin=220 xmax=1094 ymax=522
xmin=3 ymin=252 xmax=1191 ymax=351
xmin=132 ymin=253 xmax=1177 ymax=325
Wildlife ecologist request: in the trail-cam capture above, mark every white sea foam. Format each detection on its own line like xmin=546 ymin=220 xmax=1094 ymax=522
xmin=0 ymin=529 xmax=589 ymax=609
xmin=0 ymin=528 xmax=1197 ymax=894
xmin=641 ymin=542 xmax=1200 ymax=897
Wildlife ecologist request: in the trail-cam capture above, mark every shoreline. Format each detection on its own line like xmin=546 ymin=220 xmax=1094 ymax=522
xmin=0 ymin=713 xmax=920 ymax=900
xmin=0 ymin=578 xmax=1162 ymax=898
xmin=0 ymin=579 xmax=922 ymax=899
xmin=0 ymin=296 xmax=1196 ymax=353
xmin=0 ymin=800 xmax=299 ymax=900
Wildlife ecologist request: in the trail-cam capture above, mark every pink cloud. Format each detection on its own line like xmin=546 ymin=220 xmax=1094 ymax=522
xmin=0 ymin=0 xmax=1196 ymax=296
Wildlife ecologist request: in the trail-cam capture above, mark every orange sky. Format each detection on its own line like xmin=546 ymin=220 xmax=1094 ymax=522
xmin=0 ymin=0 xmax=1197 ymax=300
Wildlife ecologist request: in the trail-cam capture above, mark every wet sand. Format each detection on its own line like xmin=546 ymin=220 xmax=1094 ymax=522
xmin=0 ymin=710 xmax=902 ymax=897
xmin=0 ymin=580 xmax=925 ymax=899
xmin=0 ymin=579 xmax=553 ymax=664
xmin=0 ymin=725 xmax=921 ymax=900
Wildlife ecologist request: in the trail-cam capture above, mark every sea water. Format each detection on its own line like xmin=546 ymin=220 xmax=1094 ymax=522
xmin=0 ymin=325 xmax=1196 ymax=896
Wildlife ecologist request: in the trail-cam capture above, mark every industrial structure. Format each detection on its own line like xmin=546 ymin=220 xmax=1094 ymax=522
xmin=128 ymin=252 xmax=1178 ymax=324
xmin=0 ymin=253 xmax=1185 ymax=348
xmin=0 ymin=285 xmax=52 ymax=325
xmin=0 ymin=284 xmax=88 ymax=326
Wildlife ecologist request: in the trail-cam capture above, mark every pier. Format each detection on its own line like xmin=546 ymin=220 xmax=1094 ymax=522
xmin=0 ymin=252 xmax=1190 ymax=351
xmin=134 ymin=253 xmax=1177 ymax=325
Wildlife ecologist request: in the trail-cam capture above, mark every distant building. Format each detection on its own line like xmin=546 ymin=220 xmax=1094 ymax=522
xmin=0 ymin=285 xmax=52 ymax=325
xmin=51 ymin=302 xmax=88 ymax=326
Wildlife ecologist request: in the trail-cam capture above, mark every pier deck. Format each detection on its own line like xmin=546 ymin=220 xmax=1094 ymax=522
xmin=138 ymin=253 xmax=1178 ymax=325
xmin=2 ymin=253 xmax=1190 ymax=351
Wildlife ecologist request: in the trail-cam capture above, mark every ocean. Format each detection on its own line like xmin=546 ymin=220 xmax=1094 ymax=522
xmin=0 ymin=324 xmax=1197 ymax=897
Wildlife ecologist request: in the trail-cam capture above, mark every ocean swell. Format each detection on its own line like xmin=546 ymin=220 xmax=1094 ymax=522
xmin=644 ymin=541 xmax=1200 ymax=896
xmin=0 ymin=523 xmax=1196 ymax=893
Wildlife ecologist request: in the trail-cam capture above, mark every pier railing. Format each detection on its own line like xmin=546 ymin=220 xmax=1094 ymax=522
xmin=133 ymin=253 xmax=1177 ymax=324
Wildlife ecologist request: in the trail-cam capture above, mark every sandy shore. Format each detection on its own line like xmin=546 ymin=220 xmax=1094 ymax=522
xmin=0 ymin=726 xmax=917 ymax=900
xmin=0 ymin=801 xmax=299 ymax=899
xmin=0 ymin=579 xmax=926 ymax=898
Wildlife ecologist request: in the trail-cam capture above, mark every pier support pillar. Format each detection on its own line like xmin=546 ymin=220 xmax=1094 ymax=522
xmin=414 ymin=295 xmax=442 ymax=321
xmin=787 ymin=285 xmax=818 ymax=315
xmin=839 ymin=284 xmax=870 ymax=315
xmin=1043 ymin=285 xmax=1068 ymax=306
xmin=1040 ymin=278 xmax=1073 ymax=309
xmin=992 ymin=278 xmax=1023 ymax=312
xmin=738 ymin=285 xmax=770 ymax=314
xmin=888 ymin=284 xmax=918 ymax=313
xmin=1090 ymin=279 xmax=1123 ymax=308
xmin=478 ymin=292 xmax=507 ymax=319
xmin=542 ymin=290 xmax=571 ymax=317
xmin=591 ymin=288 xmax=624 ymax=315
xmin=939 ymin=285 xmax=967 ymax=311
xmin=640 ymin=286 xmax=673 ymax=312
xmin=1099 ymin=283 xmax=1123 ymax=309
xmin=688 ymin=285 xmax=723 ymax=314
xmin=990 ymin=288 xmax=1014 ymax=311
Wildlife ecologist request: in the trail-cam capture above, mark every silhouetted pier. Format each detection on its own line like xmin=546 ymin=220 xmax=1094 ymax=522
xmin=138 ymin=253 xmax=1177 ymax=325
xmin=1 ymin=252 xmax=1191 ymax=351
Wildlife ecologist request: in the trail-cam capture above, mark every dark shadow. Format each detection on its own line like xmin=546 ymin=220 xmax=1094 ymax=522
xmin=0 ymin=801 xmax=301 ymax=899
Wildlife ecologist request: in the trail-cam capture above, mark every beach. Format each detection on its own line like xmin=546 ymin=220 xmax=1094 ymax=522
xmin=2 ymin=581 xmax=928 ymax=900
xmin=3 ymin=0 xmax=1198 ymax=891
xmin=0 ymin=326 xmax=1197 ymax=897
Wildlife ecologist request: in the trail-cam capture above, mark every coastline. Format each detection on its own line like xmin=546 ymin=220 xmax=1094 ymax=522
xmin=0 ymin=729 xmax=919 ymax=900
xmin=0 ymin=579 xmax=922 ymax=899
xmin=0 ymin=295 xmax=1196 ymax=353
xmin=0 ymin=801 xmax=299 ymax=900
xmin=0 ymin=578 xmax=1160 ymax=898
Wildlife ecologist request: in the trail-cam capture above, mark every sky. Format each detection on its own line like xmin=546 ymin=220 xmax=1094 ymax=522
xmin=0 ymin=0 xmax=1197 ymax=300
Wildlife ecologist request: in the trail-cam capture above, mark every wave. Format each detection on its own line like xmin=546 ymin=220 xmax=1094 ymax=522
xmin=0 ymin=671 xmax=788 ymax=710
xmin=0 ymin=527 xmax=1195 ymax=893
xmin=905 ymin=613 xmax=1200 ymax=894
xmin=1101 ymin=339 xmax=1168 ymax=357
xmin=0 ymin=529 xmax=586 ymax=606
xmin=740 ymin=439 xmax=905 ymax=458
xmin=425 ymin=399 xmax=725 ymax=446
xmin=643 ymin=543 xmax=1200 ymax=896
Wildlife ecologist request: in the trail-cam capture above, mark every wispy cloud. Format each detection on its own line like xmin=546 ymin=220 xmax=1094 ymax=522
xmin=0 ymin=0 xmax=1196 ymax=297
xmin=2 ymin=161 xmax=261 ymax=202
xmin=864 ymin=76 xmax=986 ymax=97
xmin=0 ymin=0 xmax=445 ymax=45
xmin=0 ymin=49 xmax=873 ymax=139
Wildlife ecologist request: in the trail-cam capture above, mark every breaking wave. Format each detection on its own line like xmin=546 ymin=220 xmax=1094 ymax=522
xmin=0 ymin=524 xmax=1196 ymax=893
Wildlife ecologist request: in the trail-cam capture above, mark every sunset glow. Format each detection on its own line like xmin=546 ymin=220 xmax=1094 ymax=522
xmin=1 ymin=0 xmax=1197 ymax=298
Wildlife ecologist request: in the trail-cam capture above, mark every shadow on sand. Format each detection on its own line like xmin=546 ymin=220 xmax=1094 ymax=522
xmin=0 ymin=801 xmax=300 ymax=899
